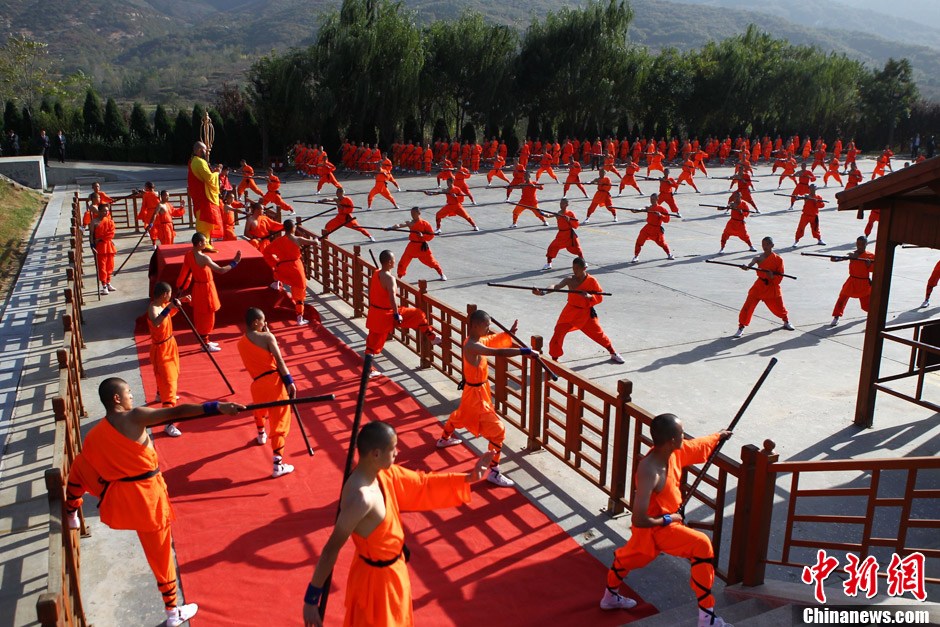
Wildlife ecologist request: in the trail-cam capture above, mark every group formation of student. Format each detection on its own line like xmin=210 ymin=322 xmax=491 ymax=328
xmin=67 ymin=138 xmax=939 ymax=627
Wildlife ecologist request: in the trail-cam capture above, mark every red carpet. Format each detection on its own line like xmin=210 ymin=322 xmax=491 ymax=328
xmin=134 ymin=286 xmax=656 ymax=626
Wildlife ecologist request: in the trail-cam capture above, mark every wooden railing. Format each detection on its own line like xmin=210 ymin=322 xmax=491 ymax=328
xmin=729 ymin=442 xmax=940 ymax=587
xmin=872 ymin=318 xmax=940 ymax=414
xmin=36 ymin=210 xmax=91 ymax=626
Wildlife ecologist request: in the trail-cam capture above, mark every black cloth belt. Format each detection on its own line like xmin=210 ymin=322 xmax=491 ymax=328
xmin=457 ymin=379 xmax=484 ymax=391
xmin=155 ymin=335 xmax=175 ymax=346
xmin=98 ymin=467 xmax=160 ymax=507
xmin=360 ymin=544 xmax=410 ymax=567
xmin=253 ymin=369 xmax=278 ymax=381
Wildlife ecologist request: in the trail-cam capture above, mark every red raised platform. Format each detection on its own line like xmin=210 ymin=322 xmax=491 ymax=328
xmin=150 ymin=240 xmax=273 ymax=293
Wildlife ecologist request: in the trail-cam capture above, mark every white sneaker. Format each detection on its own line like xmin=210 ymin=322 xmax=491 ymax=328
xmin=698 ymin=607 xmax=734 ymax=627
xmin=297 ymin=316 xmax=309 ymax=325
xmin=436 ymin=436 xmax=461 ymax=448
xmin=717 ymin=248 xmax=724 ymax=255
xmin=257 ymin=430 xmax=267 ymax=445
xmin=270 ymin=280 xmax=282 ymax=291
xmin=792 ymin=241 xmax=799 ymax=248
xmin=439 ymin=273 xmax=447 ymax=281
xmin=272 ymin=461 xmax=295 ymax=478
xmin=472 ymin=225 xmax=479 ymax=231
xmin=107 ymin=284 xmax=116 ymax=292
xmin=610 ymin=353 xmax=625 ymax=364
xmin=66 ymin=510 xmax=80 ymax=530
xmin=782 ymin=321 xmax=795 ymax=331
xmin=434 ymin=228 xmax=442 ymax=234
xmin=817 ymin=239 xmax=827 ymax=245
xmin=541 ymin=262 xmax=552 ymax=271
xmin=613 ymin=215 xmax=619 ymax=222
xmin=164 ymin=424 xmax=182 ymax=438
xmin=509 ymin=223 xmax=517 ymax=229
xmin=630 ymin=256 xmax=639 ymax=264
xmin=583 ymin=216 xmax=591 ymax=224
xmin=600 ymin=588 xmax=637 ymax=610
xmin=368 ymin=236 xmax=375 ymax=242
xmin=428 ymin=334 xmax=442 ymax=346
xmin=921 ymin=299 xmax=930 ymax=308
xmin=830 ymin=316 xmax=840 ymax=328
xmin=667 ymin=254 xmax=675 ymax=260
xmin=207 ymin=343 xmax=221 ymax=353
xmin=486 ymin=468 xmax=515 ymax=487
xmin=99 ymin=287 xmax=109 ymax=295
xmin=732 ymin=326 xmax=744 ymax=339
xmin=166 ymin=603 xmax=198 ymax=627
xmin=748 ymin=246 xmax=757 ymax=252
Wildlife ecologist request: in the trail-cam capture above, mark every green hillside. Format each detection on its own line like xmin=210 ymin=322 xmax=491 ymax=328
xmin=1 ymin=0 xmax=938 ymax=103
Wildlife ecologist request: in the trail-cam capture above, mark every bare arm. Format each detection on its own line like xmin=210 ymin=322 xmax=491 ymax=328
xmin=263 ymin=329 xmax=296 ymax=398
xmin=631 ymin=461 xmax=682 ymax=528
xmin=126 ymin=401 xmax=244 ymax=430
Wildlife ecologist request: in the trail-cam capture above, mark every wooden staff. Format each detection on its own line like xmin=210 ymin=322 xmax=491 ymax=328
xmin=487 ymin=282 xmax=611 ymax=296
xmin=150 ymin=394 xmax=335 ymax=427
xmin=318 ymin=352 xmax=374 ymax=619
xmin=172 ymin=298 xmax=236 ymax=394
xmin=89 ymin=244 xmax=102 ymax=301
xmin=488 ymin=315 xmax=559 ymax=382
xmin=698 ymin=203 xmax=728 ymax=209
xmin=679 ymin=357 xmax=777 ymax=517
xmin=291 ymin=403 xmax=316 ymax=457
xmin=114 ymin=213 xmax=158 ymax=276
xmin=368 ymin=249 xmax=378 ymax=267
xmin=801 ymin=252 xmax=874 ymax=264
xmin=704 ymin=259 xmax=797 ymax=280
xmin=354 ymin=226 xmax=413 ymax=234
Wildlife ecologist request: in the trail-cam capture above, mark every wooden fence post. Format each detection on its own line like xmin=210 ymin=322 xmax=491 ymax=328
xmin=321 ymin=230 xmax=331 ymax=295
xmin=353 ymin=245 xmax=364 ymax=318
xmin=726 ymin=444 xmax=759 ymax=585
xmin=607 ymin=379 xmax=632 ymax=515
xmin=526 ymin=335 xmax=544 ymax=452
xmin=742 ymin=440 xmax=779 ymax=586
xmin=418 ymin=280 xmax=431 ymax=369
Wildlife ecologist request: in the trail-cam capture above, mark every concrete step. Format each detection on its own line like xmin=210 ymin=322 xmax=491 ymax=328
xmin=628 ymin=598 xmax=770 ymax=627
xmin=735 ymin=604 xmax=795 ymax=627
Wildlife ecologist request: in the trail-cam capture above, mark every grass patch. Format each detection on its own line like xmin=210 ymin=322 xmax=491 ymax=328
xmin=0 ymin=179 xmax=47 ymax=306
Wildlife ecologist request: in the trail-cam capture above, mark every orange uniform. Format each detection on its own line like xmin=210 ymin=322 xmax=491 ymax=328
xmin=365 ymin=269 xmax=434 ymax=354
xmin=535 ymin=151 xmax=558 ymax=183
xmin=397 ymin=219 xmax=442 ymax=278
xmin=563 ymin=160 xmax=587 ymax=197
xmin=823 ymin=158 xmax=843 ymax=187
xmin=720 ymin=201 xmax=752 ymax=250
xmin=342 ymin=464 xmax=470 ymax=627
xmin=152 ymin=202 xmax=185 ymax=246
xmin=634 ymin=204 xmax=671 ymax=257
xmin=738 ymin=253 xmax=788 ymax=327
xmin=435 ymin=188 xmax=476 ymax=230
xmin=264 ymin=235 xmax=308 ymax=318
xmin=237 ymin=165 xmax=265 ymax=198
xmin=453 ymin=166 xmax=475 ymax=204
xmin=486 ymin=155 xmax=509 ymax=184
xmin=864 ymin=208 xmax=880 ymax=237
xmin=790 ymin=170 xmax=816 ymax=206
xmin=607 ymin=434 xmax=723 ymax=614
xmin=138 ymin=189 xmax=161 ymax=244
xmin=176 ymin=251 xmax=221 ymax=340
xmin=925 ymin=260 xmax=940 ymax=303
xmin=317 ymin=160 xmax=341 ymax=192
xmin=546 ymin=208 xmax=583 ymax=264
xmin=676 ymin=160 xmax=698 ymax=192
xmin=238 ymin=335 xmax=291 ymax=457
xmin=646 ymin=151 xmax=665 ymax=176
xmin=658 ymin=176 xmax=680 ymax=214
xmin=260 ymin=174 xmax=294 ymax=213
xmin=66 ymin=419 xmax=179 ymax=610
xmin=94 ymin=213 xmax=116 ymax=285
xmin=367 ymin=169 xmax=399 ymax=209
xmin=325 ymin=197 xmax=372 ymax=239
xmin=586 ymin=175 xmax=615 ymax=219
xmin=440 ymin=332 xmax=512 ymax=466
xmin=846 ymin=168 xmax=863 ymax=192
xmin=548 ymin=274 xmax=613 ymax=360
xmin=777 ymin=158 xmax=797 ymax=187
xmin=221 ymin=203 xmax=240 ymax=241
xmin=832 ymin=252 xmax=875 ymax=317
xmin=246 ymin=214 xmax=284 ymax=253
xmin=795 ymin=194 xmax=826 ymax=243
xmin=511 ymin=182 xmax=546 ymax=225
xmin=149 ymin=307 xmax=180 ymax=408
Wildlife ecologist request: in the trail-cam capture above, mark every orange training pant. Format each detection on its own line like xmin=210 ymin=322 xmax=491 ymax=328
xmin=512 ymin=204 xmax=546 ymax=224
xmin=237 ymin=178 xmax=264 ymax=198
xmin=586 ymin=193 xmax=614 ymax=218
xmin=366 ymin=307 xmax=430 ymax=354
xmin=368 ymin=185 xmax=396 ymax=208
xmin=436 ymin=206 xmax=475 ymax=228
xmin=138 ymin=526 xmax=179 ymax=610
xmin=546 ymin=234 xmax=583 ymax=263
xmin=398 ymin=242 xmax=442 ymax=278
xmin=635 ymin=225 xmax=670 ymax=256
xmin=151 ymin=337 xmax=179 ymax=408
xmin=832 ymin=277 xmax=871 ymax=317
xmin=549 ymin=307 xmax=613 ymax=360
xmin=607 ymin=524 xmax=716 ymax=610
xmin=250 ymin=372 xmax=291 ymax=457
xmin=738 ymin=283 xmax=788 ymax=327
xmin=442 ymin=410 xmax=505 ymax=467
xmin=795 ymin=214 xmax=821 ymax=242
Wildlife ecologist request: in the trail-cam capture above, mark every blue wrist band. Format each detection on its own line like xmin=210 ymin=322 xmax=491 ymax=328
xmin=519 ymin=346 xmax=533 ymax=356
xmin=202 ymin=401 xmax=221 ymax=415
xmin=304 ymin=583 xmax=323 ymax=605
xmin=229 ymin=260 xmax=238 ymax=268
xmin=156 ymin=306 xmax=172 ymax=321
xmin=662 ymin=513 xmax=672 ymax=526
xmin=282 ymin=373 xmax=294 ymax=386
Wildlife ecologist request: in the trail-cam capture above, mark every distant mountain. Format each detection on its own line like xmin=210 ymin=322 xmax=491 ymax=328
xmin=1 ymin=0 xmax=937 ymax=104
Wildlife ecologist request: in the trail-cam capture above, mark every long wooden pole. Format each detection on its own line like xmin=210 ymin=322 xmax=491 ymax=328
xmin=173 ymin=299 xmax=236 ymax=394
xmin=488 ymin=315 xmax=559 ymax=382
xmin=151 ymin=394 xmax=335 ymax=427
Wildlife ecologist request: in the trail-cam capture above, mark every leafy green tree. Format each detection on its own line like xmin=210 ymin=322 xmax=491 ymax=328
xmin=82 ymin=89 xmax=104 ymax=136
xmin=0 ymin=36 xmax=64 ymax=112
xmin=172 ymin=109 xmax=193 ymax=162
xmin=248 ymin=51 xmax=316 ymax=163
xmin=4 ymin=100 xmax=22 ymax=136
xmin=103 ymin=98 xmax=128 ymax=140
xmin=860 ymin=58 xmax=919 ymax=147
xmin=154 ymin=105 xmax=172 ymax=140
xmin=129 ymin=102 xmax=152 ymax=140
